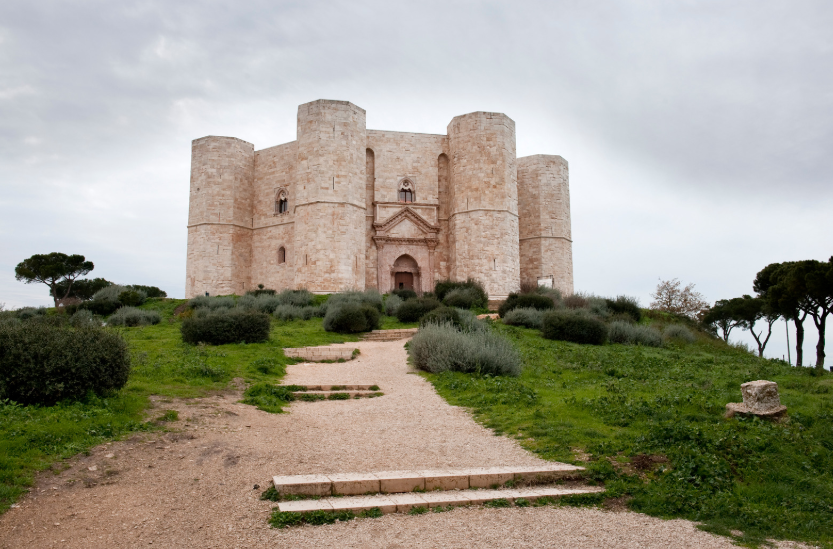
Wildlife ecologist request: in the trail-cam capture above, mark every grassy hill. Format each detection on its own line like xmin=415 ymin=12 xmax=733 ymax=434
xmin=426 ymin=321 xmax=833 ymax=547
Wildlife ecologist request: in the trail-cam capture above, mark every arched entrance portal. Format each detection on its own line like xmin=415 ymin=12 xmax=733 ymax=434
xmin=391 ymin=254 xmax=419 ymax=292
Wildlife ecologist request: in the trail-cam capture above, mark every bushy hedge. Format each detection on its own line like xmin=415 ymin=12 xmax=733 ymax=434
xmin=443 ymin=287 xmax=485 ymax=309
xmin=664 ymin=324 xmax=696 ymax=343
xmin=395 ymin=297 xmax=441 ymax=323
xmin=498 ymin=293 xmax=555 ymax=317
xmin=81 ymin=285 xmax=147 ymax=316
xmin=327 ymin=290 xmax=383 ymax=313
xmin=409 ymin=322 xmax=521 ymax=376
xmin=273 ymin=304 xmax=326 ymax=321
xmin=391 ymin=288 xmax=417 ymax=300
xmin=69 ymin=309 xmax=98 ymax=327
xmin=434 ymin=279 xmax=488 ymax=308
xmin=187 ymin=295 xmax=236 ymax=311
xmin=542 ymin=310 xmax=607 ymax=345
xmin=0 ymin=322 xmax=130 ymax=405
xmin=384 ymin=294 xmax=403 ymax=316
xmin=608 ymin=320 xmax=662 ymax=347
xmin=605 ymin=296 xmax=642 ymax=322
xmin=181 ymin=309 xmax=271 ymax=345
xmin=323 ymin=302 xmax=381 ymax=333
xmin=107 ymin=307 xmax=161 ymax=327
xmin=502 ymin=307 xmax=545 ymax=329
xmin=419 ymin=306 xmax=462 ymax=328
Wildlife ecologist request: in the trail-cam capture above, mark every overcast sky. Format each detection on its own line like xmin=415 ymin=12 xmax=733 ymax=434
xmin=1 ymin=0 xmax=830 ymax=361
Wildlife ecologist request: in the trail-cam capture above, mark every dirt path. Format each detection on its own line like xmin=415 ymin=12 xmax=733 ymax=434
xmin=0 ymin=339 xmax=794 ymax=548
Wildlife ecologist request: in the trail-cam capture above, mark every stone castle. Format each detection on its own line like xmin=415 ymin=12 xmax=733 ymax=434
xmin=185 ymin=100 xmax=573 ymax=299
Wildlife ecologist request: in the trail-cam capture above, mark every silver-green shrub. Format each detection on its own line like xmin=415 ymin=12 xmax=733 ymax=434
xmin=384 ymin=294 xmax=403 ymax=316
xmin=327 ymin=289 xmax=383 ymax=312
xmin=664 ymin=324 xmax=696 ymax=343
xmin=17 ymin=307 xmax=48 ymax=320
xmin=608 ymin=320 xmax=663 ymax=347
xmin=69 ymin=309 xmax=98 ymax=327
xmin=107 ymin=307 xmax=161 ymax=327
xmin=277 ymin=289 xmax=314 ymax=307
xmin=409 ymin=321 xmax=521 ymax=376
xmin=503 ymin=307 xmax=545 ymax=329
xmin=273 ymin=304 xmax=326 ymax=321
xmin=188 ymin=295 xmax=236 ymax=310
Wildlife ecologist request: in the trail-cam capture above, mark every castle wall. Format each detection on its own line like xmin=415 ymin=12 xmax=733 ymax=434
xmin=250 ymin=141 xmax=297 ymax=290
xmin=185 ymin=136 xmax=254 ymax=297
xmin=517 ymin=155 xmax=573 ymax=295
xmin=293 ymin=100 xmax=367 ymax=292
xmin=447 ymin=112 xmax=520 ymax=299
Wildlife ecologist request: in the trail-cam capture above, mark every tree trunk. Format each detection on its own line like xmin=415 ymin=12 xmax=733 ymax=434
xmin=794 ymin=316 xmax=804 ymax=367
xmin=814 ymin=313 xmax=826 ymax=370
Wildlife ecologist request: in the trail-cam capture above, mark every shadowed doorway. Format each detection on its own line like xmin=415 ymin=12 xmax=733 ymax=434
xmin=391 ymin=254 xmax=419 ymax=292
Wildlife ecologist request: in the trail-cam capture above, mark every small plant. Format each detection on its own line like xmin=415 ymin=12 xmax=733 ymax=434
xmin=156 ymin=410 xmax=178 ymax=422
xmin=328 ymin=392 xmax=350 ymax=400
xmin=483 ymin=498 xmax=511 ymax=508
xmin=408 ymin=506 xmax=429 ymax=515
xmin=241 ymin=383 xmax=296 ymax=413
xmin=432 ymin=505 xmax=454 ymax=513
xmin=369 ymin=385 xmax=380 ymax=391
xmin=514 ymin=498 xmax=530 ymax=507
xmin=541 ymin=310 xmax=607 ymax=345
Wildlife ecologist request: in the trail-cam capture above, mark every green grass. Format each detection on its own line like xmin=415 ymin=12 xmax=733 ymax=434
xmin=0 ymin=297 xmax=365 ymax=514
xmin=425 ymin=322 xmax=833 ymax=547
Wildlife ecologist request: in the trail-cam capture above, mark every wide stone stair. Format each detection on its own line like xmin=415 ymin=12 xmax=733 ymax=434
xmin=360 ymin=328 xmax=419 ymax=342
xmin=271 ymin=464 xmax=602 ymax=514
xmin=283 ymin=346 xmax=358 ymax=362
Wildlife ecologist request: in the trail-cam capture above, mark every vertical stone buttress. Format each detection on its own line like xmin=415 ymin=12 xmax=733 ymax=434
xmin=365 ymin=148 xmax=377 ymax=289
xmin=185 ymin=136 xmax=254 ymax=298
xmin=517 ymin=155 xmax=573 ymax=295
xmin=293 ymin=100 xmax=367 ymax=292
xmin=447 ymin=112 xmax=520 ymax=299
xmin=436 ymin=153 xmax=451 ymax=280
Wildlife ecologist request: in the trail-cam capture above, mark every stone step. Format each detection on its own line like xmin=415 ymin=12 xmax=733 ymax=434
xmin=295 ymin=385 xmax=379 ymax=391
xmin=272 ymin=465 xmax=585 ymax=497
xmin=277 ymin=485 xmax=603 ymax=514
xmin=291 ymin=391 xmax=383 ymax=399
xmin=283 ymin=347 xmax=358 ymax=362
xmin=360 ymin=328 xmax=418 ymax=341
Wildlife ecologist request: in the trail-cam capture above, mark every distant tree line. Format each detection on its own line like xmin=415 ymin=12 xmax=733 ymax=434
xmin=702 ymin=257 xmax=832 ymax=369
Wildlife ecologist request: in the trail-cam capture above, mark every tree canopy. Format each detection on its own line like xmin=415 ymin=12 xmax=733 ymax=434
xmin=15 ymin=253 xmax=94 ymax=307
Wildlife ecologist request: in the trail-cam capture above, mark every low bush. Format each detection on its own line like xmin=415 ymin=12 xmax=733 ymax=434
xmin=502 ymin=307 xmax=545 ymax=329
xmin=187 ymin=295 xmax=236 ymax=311
xmin=664 ymin=324 xmax=696 ymax=343
xmin=0 ymin=322 xmax=130 ymax=405
xmin=240 ymin=382 xmax=296 ymax=413
xmin=395 ymin=297 xmax=441 ymax=323
xmin=69 ymin=309 xmax=98 ymax=328
xmin=323 ymin=302 xmax=381 ymax=333
xmin=498 ymin=293 xmax=555 ymax=317
xmin=409 ymin=321 xmax=521 ymax=376
xmin=128 ymin=285 xmax=167 ymax=298
xmin=391 ymin=288 xmax=417 ymax=300
xmin=420 ymin=306 xmax=462 ymax=328
xmin=273 ymin=304 xmax=326 ymax=321
xmin=434 ymin=278 xmax=488 ymax=307
xmin=384 ymin=294 xmax=403 ymax=316
xmin=327 ymin=289 xmax=383 ymax=313
xmin=107 ymin=307 xmax=161 ymax=327
xmin=563 ymin=294 xmax=588 ymax=310
xmin=246 ymin=285 xmax=277 ymax=297
xmin=181 ymin=309 xmax=271 ymax=345
xmin=117 ymin=290 xmax=145 ymax=307
xmin=17 ymin=307 xmax=47 ymax=320
xmin=442 ymin=287 xmax=484 ymax=309
xmin=605 ymin=295 xmax=642 ymax=322
xmin=608 ymin=320 xmax=662 ymax=347
xmin=541 ymin=310 xmax=607 ymax=345
xmin=276 ymin=289 xmax=315 ymax=307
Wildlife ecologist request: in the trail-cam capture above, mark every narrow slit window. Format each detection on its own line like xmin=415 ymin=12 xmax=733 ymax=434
xmin=278 ymin=247 xmax=286 ymax=264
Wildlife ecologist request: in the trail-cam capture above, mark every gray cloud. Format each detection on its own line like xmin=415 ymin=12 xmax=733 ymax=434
xmin=1 ymin=0 xmax=831 ymax=358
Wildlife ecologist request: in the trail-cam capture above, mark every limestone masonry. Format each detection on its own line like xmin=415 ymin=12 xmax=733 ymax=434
xmin=185 ymin=100 xmax=573 ymax=299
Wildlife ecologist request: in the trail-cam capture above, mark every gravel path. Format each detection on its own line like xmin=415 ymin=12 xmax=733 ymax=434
xmin=0 ymin=339 xmax=804 ymax=548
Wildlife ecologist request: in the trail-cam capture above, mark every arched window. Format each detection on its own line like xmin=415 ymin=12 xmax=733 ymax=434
xmin=398 ymin=180 xmax=415 ymax=203
xmin=277 ymin=246 xmax=286 ymax=264
xmin=274 ymin=189 xmax=288 ymax=215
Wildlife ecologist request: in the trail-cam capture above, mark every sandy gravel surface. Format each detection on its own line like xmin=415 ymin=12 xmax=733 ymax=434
xmin=0 ymin=339 xmax=801 ymax=548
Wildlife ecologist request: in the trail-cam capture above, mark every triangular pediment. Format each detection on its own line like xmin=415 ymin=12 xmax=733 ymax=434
xmin=374 ymin=207 xmax=438 ymax=237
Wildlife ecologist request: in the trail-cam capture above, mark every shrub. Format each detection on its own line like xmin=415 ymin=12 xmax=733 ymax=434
xmin=17 ymin=307 xmax=47 ymax=320
xmin=420 ymin=306 xmax=462 ymax=328
xmin=563 ymin=294 xmax=588 ymax=310
xmin=327 ymin=290 xmax=383 ymax=313
xmin=187 ymin=295 xmax=236 ymax=311
xmin=323 ymin=302 xmax=381 ymax=333
xmin=392 ymin=288 xmax=417 ymax=300
xmin=503 ymin=307 xmax=545 ymax=329
xmin=384 ymin=294 xmax=403 ymax=316
xmin=498 ymin=293 xmax=555 ymax=317
xmin=81 ymin=284 xmax=147 ymax=315
xmin=442 ymin=287 xmax=484 ymax=309
xmin=587 ymin=297 xmax=610 ymax=318
xmin=664 ymin=324 xmax=696 ymax=343
xmin=273 ymin=304 xmax=326 ymax=321
xmin=409 ymin=322 xmax=521 ymax=376
xmin=107 ymin=307 xmax=161 ymax=327
xmin=434 ymin=278 xmax=488 ymax=307
xmin=0 ymin=322 xmax=130 ymax=405
xmin=117 ymin=290 xmax=145 ymax=307
xmin=129 ymin=285 xmax=167 ymax=298
xmin=542 ymin=310 xmax=607 ymax=345
xmin=395 ymin=297 xmax=441 ymax=323
xmin=246 ymin=285 xmax=277 ymax=297
xmin=181 ymin=309 xmax=271 ymax=345
xmin=69 ymin=309 xmax=98 ymax=328
xmin=608 ymin=320 xmax=662 ymax=347
xmin=605 ymin=296 xmax=642 ymax=322
xmin=276 ymin=289 xmax=314 ymax=307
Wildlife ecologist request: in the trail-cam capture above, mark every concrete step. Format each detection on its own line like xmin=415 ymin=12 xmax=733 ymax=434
xmin=272 ymin=465 xmax=585 ymax=497
xmin=291 ymin=391 xmax=383 ymax=399
xmin=360 ymin=328 xmax=418 ymax=341
xmin=283 ymin=347 xmax=358 ymax=362
xmin=294 ymin=385 xmax=379 ymax=391
xmin=277 ymin=485 xmax=603 ymax=514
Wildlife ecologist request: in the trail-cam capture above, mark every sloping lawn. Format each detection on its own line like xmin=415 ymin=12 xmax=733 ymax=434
xmin=426 ymin=323 xmax=833 ymax=547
